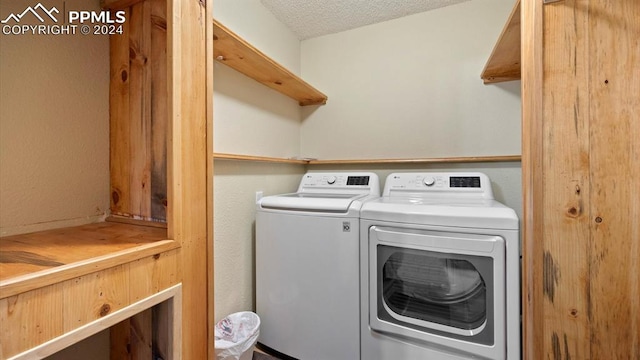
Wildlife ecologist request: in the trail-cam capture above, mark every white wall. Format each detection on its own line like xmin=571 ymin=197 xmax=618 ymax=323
xmin=213 ymin=0 xmax=305 ymax=321
xmin=214 ymin=0 xmax=302 ymax=159
xmin=0 ymin=0 xmax=110 ymax=236
xmin=214 ymin=64 xmax=301 ymax=158
xmin=299 ymin=0 xmax=520 ymax=160
xmin=213 ymin=0 xmax=300 ymax=74
xmin=214 ymin=161 xmax=304 ymax=318
xmin=300 ymin=0 xmax=522 ymax=229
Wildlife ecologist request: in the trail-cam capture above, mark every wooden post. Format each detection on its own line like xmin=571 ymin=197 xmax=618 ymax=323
xmin=586 ymin=1 xmax=639 ymax=357
xmin=206 ymin=0 xmax=216 ymax=359
xmin=520 ymin=0 xmax=543 ymax=358
xmin=522 ymin=0 xmax=640 ymax=358
xmin=167 ymin=0 xmax=209 ymax=358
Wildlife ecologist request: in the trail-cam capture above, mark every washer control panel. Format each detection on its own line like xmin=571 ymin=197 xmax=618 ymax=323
xmin=301 ymin=174 xmax=370 ymax=186
xmin=298 ymin=172 xmax=380 ymax=194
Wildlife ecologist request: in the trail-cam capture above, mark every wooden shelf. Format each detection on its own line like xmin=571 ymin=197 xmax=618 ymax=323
xmin=213 ymin=19 xmax=328 ymax=106
xmin=0 ymin=221 xmax=178 ymax=298
xmin=213 ymin=152 xmax=308 ymax=164
xmin=213 ymin=152 xmax=521 ymax=165
xmin=481 ymin=0 xmax=521 ymax=84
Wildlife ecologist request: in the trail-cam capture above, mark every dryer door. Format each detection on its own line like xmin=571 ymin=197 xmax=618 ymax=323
xmin=368 ymin=226 xmax=506 ymax=359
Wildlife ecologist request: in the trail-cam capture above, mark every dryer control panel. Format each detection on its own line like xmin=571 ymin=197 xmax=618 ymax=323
xmin=384 ymin=172 xmax=494 ymax=199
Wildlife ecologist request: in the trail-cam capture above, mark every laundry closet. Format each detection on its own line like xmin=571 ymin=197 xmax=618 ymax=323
xmin=1 ymin=0 xmax=637 ymax=358
xmin=214 ymin=0 xmax=638 ymax=359
xmin=213 ymin=0 xmax=521 ymax=330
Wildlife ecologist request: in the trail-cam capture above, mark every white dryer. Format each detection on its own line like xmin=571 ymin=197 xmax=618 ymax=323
xmin=256 ymin=172 xmax=380 ymax=360
xmin=360 ymin=172 xmax=520 ymax=360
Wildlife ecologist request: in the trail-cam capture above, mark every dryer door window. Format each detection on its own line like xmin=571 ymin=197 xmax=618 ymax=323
xmin=369 ymin=226 xmax=505 ymax=347
xmin=378 ymin=245 xmax=491 ymax=336
xmin=381 ymin=249 xmax=487 ymax=331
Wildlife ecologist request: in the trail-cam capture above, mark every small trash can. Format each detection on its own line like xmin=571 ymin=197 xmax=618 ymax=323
xmin=214 ymin=311 xmax=261 ymax=360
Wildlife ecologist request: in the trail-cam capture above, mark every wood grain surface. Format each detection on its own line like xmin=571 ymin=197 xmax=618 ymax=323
xmin=522 ymin=0 xmax=640 ymax=358
xmin=0 ymin=221 xmax=174 ymax=298
xmin=110 ymin=0 xmax=168 ymax=222
xmin=586 ymin=0 xmax=640 ymax=357
xmin=213 ymin=19 xmax=327 ymax=106
xmin=481 ymin=0 xmax=521 ymax=84
xmin=168 ymin=0 xmax=210 ymax=358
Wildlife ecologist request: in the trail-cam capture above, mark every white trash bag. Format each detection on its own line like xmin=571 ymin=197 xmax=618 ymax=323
xmin=215 ymin=311 xmax=261 ymax=360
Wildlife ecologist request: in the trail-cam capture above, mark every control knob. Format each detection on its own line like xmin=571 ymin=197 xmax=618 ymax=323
xmin=327 ymin=176 xmax=337 ymax=185
xmin=423 ymin=176 xmax=436 ymax=187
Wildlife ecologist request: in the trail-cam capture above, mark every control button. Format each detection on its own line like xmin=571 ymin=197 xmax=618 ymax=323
xmin=327 ymin=176 xmax=337 ymax=185
xmin=423 ymin=176 xmax=436 ymax=186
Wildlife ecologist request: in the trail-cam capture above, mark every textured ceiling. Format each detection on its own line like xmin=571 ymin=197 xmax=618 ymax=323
xmin=261 ymin=0 xmax=470 ymax=40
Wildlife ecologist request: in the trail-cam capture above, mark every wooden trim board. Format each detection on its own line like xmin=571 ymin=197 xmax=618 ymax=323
xmin=213 ymin=153 xmax=308 ymax=164
xmin=7 ymin=284 xmax=182 ymax=360
xmin=309 ymin=155 xmax=521 ymax=165
xmin=521 ymin=0 xmax=544 ymax=357
xmin=167 ymin=0 xmax=209 ymax=357
xmin=106 ymin=215 xmax=168 ymax=228
xmin=206 ymin=1 xmax=216 ymax=358
xmin=213 ymin=153 xmax=521 ymax=165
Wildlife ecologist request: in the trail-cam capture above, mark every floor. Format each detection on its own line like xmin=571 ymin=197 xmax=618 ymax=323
xmin=253 ymin=350 xmax=280 ymax=360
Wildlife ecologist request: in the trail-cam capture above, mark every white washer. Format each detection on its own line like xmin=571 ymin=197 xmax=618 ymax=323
xmin=256 ymin=172 xmax=380 ymax=360
xmin=360 ymin=172 xmax=520 ymax=360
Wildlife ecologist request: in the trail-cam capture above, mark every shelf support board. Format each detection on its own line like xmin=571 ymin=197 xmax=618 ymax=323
xmin=213 ymin=153 xmax=521 ymax=165
xmin=308 ymin=155 xmax=521 ymax=165
xmin=213 ymin=153 xmax=308 ymax=164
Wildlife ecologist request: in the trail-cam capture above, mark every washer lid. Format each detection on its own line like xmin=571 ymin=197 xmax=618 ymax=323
xmin=361 ymin=197 xmax=518 ymax=230
xmin=259 ymin=193 xmax=366 ymax=212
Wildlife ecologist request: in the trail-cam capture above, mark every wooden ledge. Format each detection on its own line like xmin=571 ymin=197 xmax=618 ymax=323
xmin=106 ymin=215 xmax=168 ymax=228
xmin=213 ymin=152 xmax=521 ymax=165
xmin=213 ymin=152 xmax=308 ymax=164
xmin=308 ymin=155 xmax=522 ymax=165
xmin=0 ymin=222 xmax=178 ymax=298
xmin=481 ymin=0 xmax=521 ymax=84
xmin=213 ymin=19 xmax=328 ymax=106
